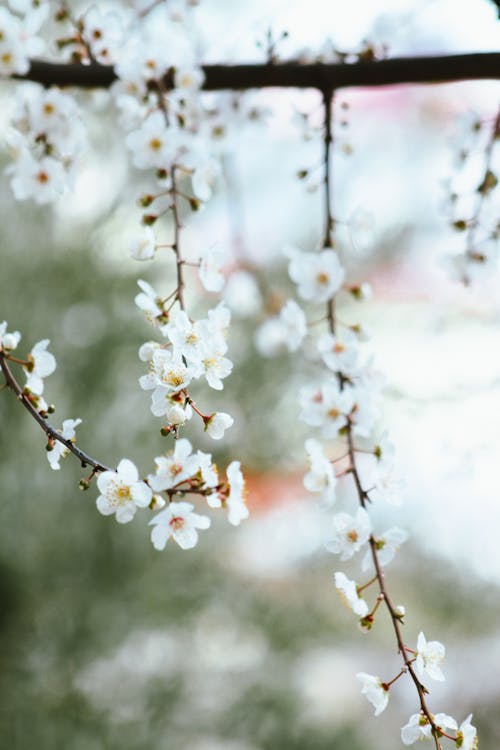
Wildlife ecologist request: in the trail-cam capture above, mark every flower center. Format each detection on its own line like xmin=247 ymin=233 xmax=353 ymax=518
xmin=169 ymin=516 xmax=185 ymax=531
xmin=316 ymin=272 xmax=329 ymax=285
xmin=149 ymin=138 xmax=162 ymax=151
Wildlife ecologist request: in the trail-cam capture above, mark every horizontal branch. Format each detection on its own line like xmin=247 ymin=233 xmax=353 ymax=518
xmin=0 ymin=351 xmax=112 ymax=473
xmin=17 ymin=52 xmax=500 ymax=92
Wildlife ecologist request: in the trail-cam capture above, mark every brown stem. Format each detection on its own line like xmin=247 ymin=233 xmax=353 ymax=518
xmin=171 ymin=166 xmax=186 ymax=310
xmin=0 ymin=350 xmax=112 ymax=472
xmin=17 ymin=53 xmax=500 ymax=91
xmin=321 ymin=89 xmax=443 ymax=750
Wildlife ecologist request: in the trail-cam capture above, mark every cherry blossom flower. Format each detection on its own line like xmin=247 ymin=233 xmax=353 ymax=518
xmin=11 ymin=153 xmax=66 ymax=204
xmin=334 ymin=571 xmax=369 ymax=617
xmin=0 ymin=321 xmax=21 ymax=351
xmin=317 ymin=328 xmax=361 ymax=374
xmin=129 ymin=227 xmax=156 ymax=260
xmin=415 ymin=632 xmax=445 ymax=682
xmin=326 ymin=508 xmax=371 ymax=560
xmin=164 ymin=310 xmax=205 ymax=362
xmin=303 ymin=438 xmax=337 ymax=506
xmin=149 ymin=501 xmax=211 ymax=550
xmin=148 ymin=438 xmax=200 ymax=492
xmin=225 ymin=461 xmax=248 ymax=526
xmin=24 ymin=339 xmax=56 ymax=394
xmin=205 ymin=411 xmax=234 ymax=439
xmin=198 ymin=340 xmax=233 ymax=390
xmin=191 ymin=158 xmax=221 ymax=202
xmin=197 ymin=450 xmax=219 ymax=501
xmin=299 ymin=382 xmax=353 ymax=438
xmin=135 ymin=279 xmax=168 ymax=325
xmin=401 ymin=713 xmax=457 ymax=745
xmin=286 ymin=245 xmax=345 ymax=303
xmin=140 ymin=348 xmax=193 ymax=396
xmin=174 ymin=65 xmax=205 ymax=91
xmin=356 ymin=673 xmax=389 ymax=716
xmin=96 ymin=459 xmax=152 ymax=524
xmin=199 ymin=245 xmax=226 ymax=292
xmin=279 ymin=299 xmax=307 ymax=351
xmin=457 ymin=714 xmax=478 ymax=750
xmin=362 ymin=526 xmax=408 ymax=571
xmin=126 ymin=111 xmax=172 ymax=169
xmin=47 ymin=418 xmax=82 ymax=471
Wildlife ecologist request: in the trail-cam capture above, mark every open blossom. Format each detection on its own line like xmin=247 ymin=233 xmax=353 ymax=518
xmin=11 ymin=153 xmax=66 ymax=204
xmin=205 ymin=411 xmax=234 ymax=440
xmin=164 ymin=310 xmax=206 ymax=362
xmin=0 ymin=321 xmax=21 ymax=351
xmin=174 ymin=65 xmax=205 ymax=91
xmin=198 ymin=340 xmax=233 ymax=390
xmin=0 ymin=5 xmax=46 ymax=77
xmin=303 ymin=438 xmax=337 ymax=506
xmin=150 ymin=501 xmax=211 ymax=550
xmin=362 ymin=526 xmax=408 ymax=571
xmin=356 ymin=673 xmax=389 ymax=716
xmin=415 ymin=632 xmax=445 ymax=682
xmin=299 ymin=382 xmax=353 ymax=438
xmin=47 ymin=418 xmax=82 ymax=471
xmin=135 ymin=279 xmax=168 ymax=325
xmin=326 ymin=508 xmax=371 ymax=560
xmin=401 ymin=713 xmax=457 ymax=745
xmin=197 ymin=450 xmax=219 ymax=497
xmin=129 ymin=227 xmax=156 ymax=260
xmin=317 ymin=328 xmax=361 ymax=374
xmin=334 ymin=571 xmax=369 ymax=617
xmin=96 ymin=459 xmax=152 ymax=524
xmin=457 ymin=714 xmax=478 ymax=750
xmin=148 ymin=438 xmax=200 ymax=491
xmin=24 ymin=339 xmax=56 ymax=395
xmin=140 ymin=348 xmax=194 ymax=396
xmin=286 ymin=245 xmax=345 ymax=303
xmin=199 ymin=245 xmax=226 ymax=292
xmin=126 ymin=110 xmax=172 ymax=169
xmin=225 ymin=461 xmax=248 ymax=526
xmin=191 ymin=158 xmax=221 ymax=202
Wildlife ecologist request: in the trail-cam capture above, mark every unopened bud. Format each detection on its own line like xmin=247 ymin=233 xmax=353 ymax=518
xmin=189 ymin=198 xmax=200 ymax=211
xmin=79 ymin=479 xmax=90 ymax=491
xmin=142 ymin=214 xmax=158 ymax=226
xmin=139 ymin=194 xmax=154 ymax=207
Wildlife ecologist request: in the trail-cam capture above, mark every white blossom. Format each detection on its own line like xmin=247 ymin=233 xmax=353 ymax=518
xmin=225 ymin=461 xmax=248 ymax=526
xmin=205 ymin=411 xmax=234 ymax=440
xmin=0 ymin=321 xmax=21 ymax=351
xmin=126 ymin=110 xmax=172 ymax=169
xmin=303 ymin=438 xmax=337 ymax=506
xmin=286 ymin=245 xmax=345 ymax=303
xmin=46 ymin=418 xmax=82 ymax=471
xmin=199 ymin=245 xmax=226 ymax=292
xmin=356 ymin=673 xmax=389 ymax=716
xmin=24 ymin=339 xmax=56 ymax=394
xmin=334 ymin=571 xmax=369 ymax=617
xmin=11 ymin=153 xmax=66 ymax=204
xmin=457 ymin=714 xmax=478 ymax=750
xmin=150 ymin=501 xmax=210 ymax=550
xmin=140 ymin=348 xmax=193 ymax=395
xmin=326 ymin=507 xmax=371 ymax=560
xmin=317 ymin=328 xmax=360 ymax=374
xmin=197 ymin=450 xmax=219 ymax=497
xmin=148 ymin=438 xmax=200 ymax=492
xmin=191 ymin=158 xmax=221 ymax=202
xmin=279 ymin=299 xmax=307 ymax=352
xmin=135 ymin=279 xmax=168 ymax=324
xmin=415 ymin=632 xmax=445 ymax=682
xmin=362 ymin=526 xmax=408 ymax=571
xmin=299 ymin=382 xmax=353 ymax=438
xmin=96 ymin=459 xmax=152 ymax=524
xmin=401 ymin=713 xmax=457 ymax=745
xmin=129 ymin=227 xmax=156 ymax=260
xmin=174 ymin=65 xmax=205 ymax=91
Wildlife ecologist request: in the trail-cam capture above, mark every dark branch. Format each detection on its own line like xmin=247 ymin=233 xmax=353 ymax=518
xmin=0 ymin=350 xmax=113 ymax=473
xmin=16 ymin=52 xmax=500 ymax=91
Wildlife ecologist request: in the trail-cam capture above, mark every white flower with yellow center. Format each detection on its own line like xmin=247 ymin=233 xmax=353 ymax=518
xmin=326 ymin=507 xmax=371 ymax=560
xmin=415 ymin=632 xmax=445 ymax=682
xmin=24 ymin=338 xmax=56 ymax=395
xmin=148 ymin=439 xmax=200 ymax=492
xmin=286 ymin=245 xmax=345 ymax=303
xmin=334 ymin=571 xmax=369 ymax=617
xmin=47 ymin=418 xmax=82 ymax=471
xmin=149 ymin=501 xmax=211 ymax=550
xmin=96 ymin=459 xmax=152 ymax=524
xmin=126 ymin=110 xmax=172 ymax=169
xmin=356 ymin=673 xmax=389 ymax=716
xmin=362 ymin=526 xmax=408 ymax=571
xmin=0 ymin=320 xmax=21 ymax=351
xmin=139 ymin=348 xmax=193 ymax=396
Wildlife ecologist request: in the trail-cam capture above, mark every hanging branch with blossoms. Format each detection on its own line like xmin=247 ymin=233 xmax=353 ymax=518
xmin=0 ymin=2 xmax=497 ymax=748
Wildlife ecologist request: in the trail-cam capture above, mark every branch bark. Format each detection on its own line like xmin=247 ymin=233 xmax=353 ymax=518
xmin=16 ymin=52 xmax=500 ymax=91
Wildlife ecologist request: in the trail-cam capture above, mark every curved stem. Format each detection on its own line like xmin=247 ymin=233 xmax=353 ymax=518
xmin=0 ymin=350 xmax=112 ymax=473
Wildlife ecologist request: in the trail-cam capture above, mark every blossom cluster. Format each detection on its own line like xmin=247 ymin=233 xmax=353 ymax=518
xmin=254 ymin=226 xmax=477 ymax=746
